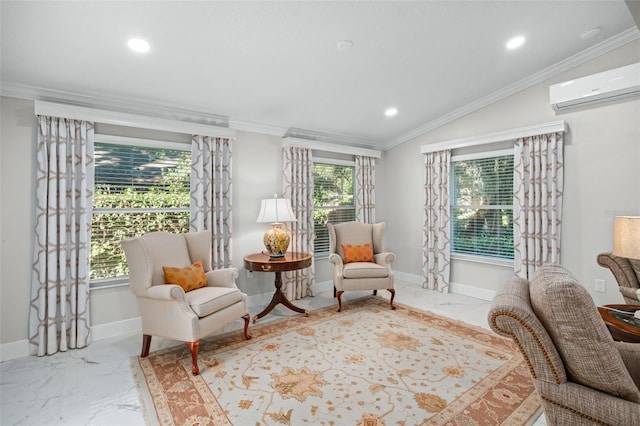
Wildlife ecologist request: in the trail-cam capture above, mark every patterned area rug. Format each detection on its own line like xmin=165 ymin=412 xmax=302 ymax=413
xmin=130 ymin=296 xmax=541 ymax=425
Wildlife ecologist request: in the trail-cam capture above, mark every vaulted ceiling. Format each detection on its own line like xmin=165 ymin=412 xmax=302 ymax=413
xmin=1 ymin=1 xmax=638 ymax=150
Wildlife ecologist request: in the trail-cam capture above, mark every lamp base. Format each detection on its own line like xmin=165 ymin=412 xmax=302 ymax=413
xmin=263 ymin=224 xmax=290 ymax=258
xmin=266 ymin=253 xmax=286 ymax=259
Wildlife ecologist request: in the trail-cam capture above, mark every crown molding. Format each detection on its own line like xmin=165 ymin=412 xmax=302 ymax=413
xmin=228 ymin=119 xmax=288 ymax=137
xmin=1 ymin=81 xmax=230 ymax=128
xmin=0 ymin=81 xmax=370 ymax=147
xmin=383 ymin=27 xmax=640 ymax=151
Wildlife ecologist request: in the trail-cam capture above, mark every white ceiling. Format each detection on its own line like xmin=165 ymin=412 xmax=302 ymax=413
xmin=1 ymin=1 xmax=638 ymax=150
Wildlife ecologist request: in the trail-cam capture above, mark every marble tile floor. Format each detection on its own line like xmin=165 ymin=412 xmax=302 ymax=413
xmin=0 ymin=280 xmax=546 ymax=425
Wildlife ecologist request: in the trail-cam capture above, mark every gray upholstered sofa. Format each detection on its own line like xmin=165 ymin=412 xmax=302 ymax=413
xmin=489 ymin=264 xmax=640 ymax=425
xmin=597 ymin=252 xmax=640 ymax=304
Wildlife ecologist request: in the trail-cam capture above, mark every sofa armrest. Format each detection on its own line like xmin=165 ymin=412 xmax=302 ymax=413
xmin=620 ymin=286 xmax=640 ymax=300
xmin=597 ymin=253 xmax=639 ymax=290
xmin=143 ymin=284 xmax=197 ymax=320
xmin=206 ymin=268 xmax=239 ymax=288
xmin=146 ymin=284 xmax=185 ymax=301
xmin=328 ymin=253 xmax=343 ymax=268
xmin=616 ymin=341 xmax=640 ymax=389
xmin=374 ymin=252 xmax=395 ymax=267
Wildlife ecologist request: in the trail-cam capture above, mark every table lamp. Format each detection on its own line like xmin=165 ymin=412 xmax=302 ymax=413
xmin=256 ymin=195 xmax=297 ymax=258
xmin=612 ymin=216 xmax=640 ymax=303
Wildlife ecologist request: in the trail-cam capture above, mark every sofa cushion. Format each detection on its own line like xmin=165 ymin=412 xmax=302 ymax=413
xmin=185 ymin=286 xmax=243 ymax=317
xmin=343 ymin=262 xmax=389 ymax=279
xmin=342 ymin=243 xmax=374 ymax=264
xmin=162 ymin=260 xmax=207 ymax=293
xmin=529 ymin=264 xmax=640 ymax=403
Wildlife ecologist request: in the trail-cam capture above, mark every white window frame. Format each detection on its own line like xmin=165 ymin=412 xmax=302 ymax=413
xmin=313 ymin=157 xmax=356 ymax=257
xmin=450 ymin=148 xmax=515 ymax=267
xmin=90 ymin=134 xmax=191 ymax=289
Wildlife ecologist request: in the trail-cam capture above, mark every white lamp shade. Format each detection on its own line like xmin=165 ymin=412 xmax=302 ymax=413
xmin=256 ymin=197 xmax=297 ymax=224
xmin=613 ymin=216 xmax=640 ymax=260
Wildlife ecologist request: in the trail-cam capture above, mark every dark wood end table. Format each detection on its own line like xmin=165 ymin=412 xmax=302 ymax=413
xmin=243 ymin=251 xmax=312 ymax=323
xmin=598 ymin=304 xmax=640 ymax=343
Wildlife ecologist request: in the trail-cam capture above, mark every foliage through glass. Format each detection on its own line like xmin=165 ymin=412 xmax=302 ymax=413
xmin=451 ymin=154 xmax=514 ymax=260
xmin=90 ymin=142 xmax=191 ymax=282
xmin=313 ymin=162 xmax=355 ymax=254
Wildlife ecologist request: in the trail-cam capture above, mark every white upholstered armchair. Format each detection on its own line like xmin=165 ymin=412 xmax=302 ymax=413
xmin=121 ymin=231 xmax=251 ymax=375
xmin=328 ymin=221 xmax=395 ymax=312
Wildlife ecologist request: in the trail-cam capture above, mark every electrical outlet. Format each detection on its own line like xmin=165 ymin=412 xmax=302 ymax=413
xmin=595 ymin=279 xmax=606 ymax=293
xmin=246 ymin=270 xmax=254 ymax=279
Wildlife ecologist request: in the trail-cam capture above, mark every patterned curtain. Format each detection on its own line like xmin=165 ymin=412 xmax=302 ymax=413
xmin=513 ymin=132 xmax=564 ymax=279
xmin=355 ymin=155 xmax=376 ymax=223
xmin=282 ymin=146 xmax=315 ymax=300
xmin=422 ymin=150 xmax=451 ymax=292
xmin=190 ymin=135 xmax=233 ymax=268
xmin=29 ymin=116 xmax=94 ymax=356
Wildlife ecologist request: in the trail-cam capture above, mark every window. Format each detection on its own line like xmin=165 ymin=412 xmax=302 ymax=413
xmin=313 ymin=160 xmax=356 ymax=255
xmin=90 ymin=137 xmax=191 ymax=286
xmin=450 ymin=151 xmax=514 ymax=260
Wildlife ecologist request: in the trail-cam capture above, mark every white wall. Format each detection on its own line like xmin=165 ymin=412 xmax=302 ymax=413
xmin=1 ymin=97 xmax=36 ymax=344
xmin=383 ymin=40 xmax=640 ymax=306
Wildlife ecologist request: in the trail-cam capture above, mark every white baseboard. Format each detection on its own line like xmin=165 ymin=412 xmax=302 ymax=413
xmin=0 ymin=318 xmax=144 ymax=362
xmin=393 ymin=271 xmax=423 ymax=286
xmin=91 ymin=317 xmax=142 ymax=342
xmin=394 ymin=271 xmax=496 ymax=301
xmin=449 ymin=281 xmax=496 ymax=301
xmin=312 ymin=280 xmax=334 ymax=294
xmin=0 ymin=339 xmax=30 ymax=362
xmin=0 ymin=277 xmax=494 ymax=361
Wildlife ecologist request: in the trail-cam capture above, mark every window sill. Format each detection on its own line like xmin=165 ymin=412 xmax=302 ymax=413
xmin=89 ymin=278 xmax=129 ymax=291
xmin=451 ymin=253 xmax=513 ymax=268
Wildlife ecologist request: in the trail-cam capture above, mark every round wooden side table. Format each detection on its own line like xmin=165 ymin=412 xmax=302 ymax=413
xmin=597 ymin=304 xmax=640 ymax=343
xmin=243 ymin=251 xmax=312 ymax=323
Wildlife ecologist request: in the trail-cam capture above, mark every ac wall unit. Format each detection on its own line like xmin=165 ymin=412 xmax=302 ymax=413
xmin=550 ymin=62 xmax=640 ymax=112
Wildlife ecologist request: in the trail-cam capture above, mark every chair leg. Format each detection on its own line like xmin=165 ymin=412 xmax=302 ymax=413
xmin=141 ymin=335 xmax=152 ymax=357
xmin=388 ymin=289 xmax=396 ymax=310
xmin=242 ymin=314 xmax=252 ymax=340
xmin=336 ymin=291 xmax=344 ymax=312
xmin=186 ymin=340 xmax=201 ymax=375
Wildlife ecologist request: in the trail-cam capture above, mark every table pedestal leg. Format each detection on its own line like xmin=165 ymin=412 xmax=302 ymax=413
xmin=253 ymin=271 xmax=309 ymax=323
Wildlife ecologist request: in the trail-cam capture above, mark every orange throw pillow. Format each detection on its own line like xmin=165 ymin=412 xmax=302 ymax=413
xmin=162 ymin=260 xmax=207 ymax=292
xmin=341 ymin=243 xmax=374 ymax=264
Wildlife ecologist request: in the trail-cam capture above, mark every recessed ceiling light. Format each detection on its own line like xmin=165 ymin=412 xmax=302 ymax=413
xmin=128 ymin=38 xmax=150 ymax=53
xmin=385 ymin=107 xmax=398 ymax=117
xmin=506 ymin=36 xmax=525 ymax=50
xmin=581 ymin=27 xmax=601 ymax=40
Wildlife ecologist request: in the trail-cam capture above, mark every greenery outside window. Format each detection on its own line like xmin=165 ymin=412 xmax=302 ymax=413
xmin=313 ymin=159 xmax=355 ymax=255
xmin=90 ymin=137 xmax=191 ymax=287
xmin=451 ymin=150 xmax=514 ymax=260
